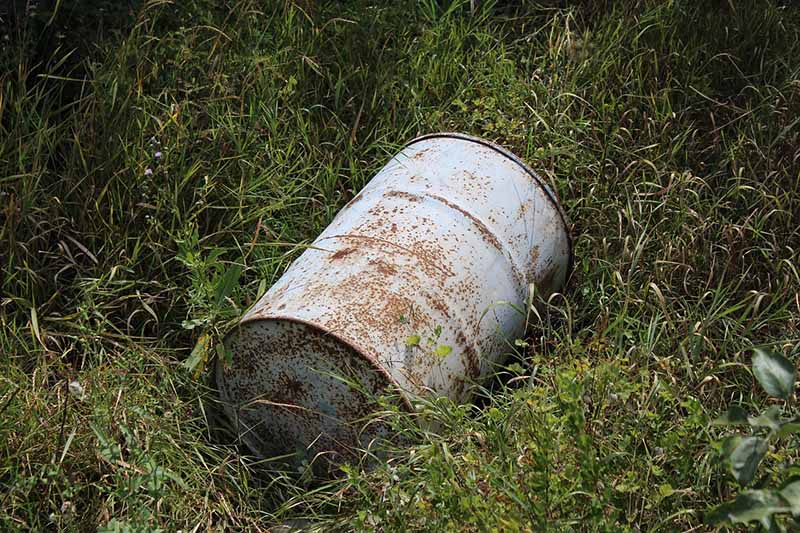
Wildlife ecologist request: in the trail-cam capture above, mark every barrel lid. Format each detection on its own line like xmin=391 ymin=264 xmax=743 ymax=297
xmin=217 ymin=317 xmax=404 ymax=473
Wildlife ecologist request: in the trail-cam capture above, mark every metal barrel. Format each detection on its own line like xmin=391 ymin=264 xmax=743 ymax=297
xmin=217 ymin=133 xmax=572 ymax=468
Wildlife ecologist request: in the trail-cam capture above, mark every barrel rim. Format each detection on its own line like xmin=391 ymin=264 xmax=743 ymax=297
xmin=219 ymin=314 xmax=415 ymax=414
xmin=405 ymin=132 xmax=574 ymax=280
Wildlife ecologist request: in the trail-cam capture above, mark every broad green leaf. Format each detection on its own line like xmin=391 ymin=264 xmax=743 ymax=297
xmin=720 ymin=435 xmax=742 ymax=459
xmin=748 ymin=406 xmax=782 ymax=431
xmin=214 ymin=264 xmax=243 ymax=307
xmin=779 ymin=480 xmax=800 ymax=515
xmin=98 ymin=518 xmax=133 ymax=533
xmin=405 ymin=335 xmax=421 ymax=347
xmin=778 ymin=420 xmax=800 ymax=437
xmin=434 ymin=344 xmax=452 ymax=357
xmin=183 ymin=333 xmax=211 ymax=378
xmin=707 ymin=490 xmax=790 ymax=527
xmin=256 ymin=279 xmax=267 ymax=300
xmin=89 ymin=423 xmax=122 ymax=463
xmin=506 ymin=363 xmax=525 ymax=376
xmin=730 ymin=436 xmax=768 ymax=486
xmin=752 ymin=348 xmax=795 ymax=400
xmin=181 ymin=317 xmax=206 ymax=330
xmin=216 ymin=342 xmax=232 ymax=366
xmin=713 ymin=405 xmax=749 ymax=426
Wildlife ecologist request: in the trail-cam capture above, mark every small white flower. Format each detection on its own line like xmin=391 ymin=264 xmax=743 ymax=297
xmin=154 ymin=151 xmax=162 ymax=160
xmin=68 ymin=380 xmax=84 ymax=400
xmin=144 ymin=168 xmax=153 ymax=176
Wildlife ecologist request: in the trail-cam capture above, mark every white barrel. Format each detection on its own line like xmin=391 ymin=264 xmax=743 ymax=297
xmin=217 ymin=133 xmax=572 ymax=468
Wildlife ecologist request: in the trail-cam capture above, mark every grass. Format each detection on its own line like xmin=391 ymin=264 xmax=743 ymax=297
xmin=2 ymin=0 xmax=800 ymax=530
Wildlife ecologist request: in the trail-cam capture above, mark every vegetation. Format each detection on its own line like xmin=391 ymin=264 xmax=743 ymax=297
xmin=2 ymin=0 xmax=800 ymax=530
xmin=709 ymin=349 xmax=799 ymax=529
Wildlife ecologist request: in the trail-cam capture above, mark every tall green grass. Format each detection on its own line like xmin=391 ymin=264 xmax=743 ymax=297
xmin=2 ymin=0 xmax=800 ymax=530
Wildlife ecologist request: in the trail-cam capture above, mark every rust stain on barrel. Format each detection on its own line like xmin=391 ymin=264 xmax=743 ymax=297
xmin=530 ymin=246 xmax=540 ymax=265
xmin=411 ymin=147 xmax=431 ymax=160
xmin=529 ymin=245 xmax=541 ymax=282
xmin=276 ymin=373 xmax=307 ymax=404
xmin=426 ymin=293 xmax=451 ymax=319
xmin=516 ymin=199 xmax=533 ymax=221
xmin=385 ymin=190 xmax=422 ymax=202
xmin=369 ymin=258 xmax=398 ymax=276
xmin=427 ymin=193 xmax=502 ymax=252
xmin=330 ymin=247 xmax=356 ymax=261
xmin=326 ymin=234 xmax=454 ymax=279
xmin=456 ymin=330 xmax=481 ymax=379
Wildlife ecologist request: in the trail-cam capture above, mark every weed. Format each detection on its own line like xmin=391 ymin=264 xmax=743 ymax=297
xmin=708 ymin=348 xmax=800 ymax=530
xmin=2 ymin=0 xmax=800 ymax=530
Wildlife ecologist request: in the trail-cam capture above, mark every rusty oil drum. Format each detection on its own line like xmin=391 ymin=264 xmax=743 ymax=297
xmin=217 ymin=133 xmax=572 ymax=467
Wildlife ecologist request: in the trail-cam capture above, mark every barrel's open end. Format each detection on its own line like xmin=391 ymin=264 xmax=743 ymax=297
xmin=216 ymin=318 xmax=402 ymax=473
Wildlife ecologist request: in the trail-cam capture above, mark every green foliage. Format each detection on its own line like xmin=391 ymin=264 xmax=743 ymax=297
xmin=2 ymin=0 xmax=800 ymax=530
xmin=707 ymin=490 xmax=792 ymax=530
xmin=405 ymin=335 xmax=421 ymax=347
xmin=322 ymin=360 xmax=630 ymax=530
xmin=709 ymin=349 xmax=800 ymax=529
xmin=753 ymin=349 xmax=796 ymax=401
xmin=405 ymin=324 xmax=452 ymax=359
